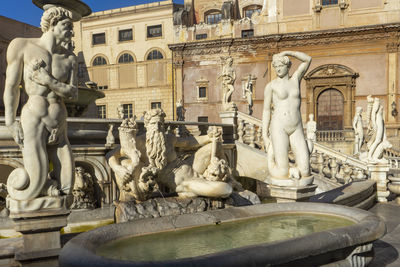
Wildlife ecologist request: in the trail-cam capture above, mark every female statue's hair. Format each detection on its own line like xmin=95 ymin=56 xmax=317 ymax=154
xmin=272 ymin=54 xmax=292 ymax=69
xmin=41 ymin=6 xmax=72 ymax=33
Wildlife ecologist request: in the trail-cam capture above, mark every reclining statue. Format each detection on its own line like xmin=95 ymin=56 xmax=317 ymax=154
xmin=108 ymin=109 xmax=238 ymax=202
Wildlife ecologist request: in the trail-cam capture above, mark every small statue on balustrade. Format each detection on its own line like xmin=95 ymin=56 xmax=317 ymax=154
xmin=117 ymin=104 xmax=125 ymax=119
xmin=243 ymin=75 xmax=255 ymax=115
xmin=352 ymin=107 xmax=364 ymax=156
xmin=306 ymin=114 xmax=317 ymax=154
xmin=219 ymin=57 xmax=237 ymax=111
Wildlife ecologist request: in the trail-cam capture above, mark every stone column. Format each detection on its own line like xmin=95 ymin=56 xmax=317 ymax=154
xmin=386 ymin=42 xmax=399 ymax=124
xmin=368 ymin=164 xmax=390 ymax=203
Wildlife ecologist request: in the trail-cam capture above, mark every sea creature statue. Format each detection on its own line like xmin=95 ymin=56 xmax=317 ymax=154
xmin=4 ymin=3 xmax=88 ymax=213
xmin=71 ymin=167 xmax=96 ymax=209
xmin=108 ymin=109 xmax=237 ymax=202
xmin=361 ymin=96 xmax=392 ymax=163
xmin=262 ymin=51 xmax=313 ymax=186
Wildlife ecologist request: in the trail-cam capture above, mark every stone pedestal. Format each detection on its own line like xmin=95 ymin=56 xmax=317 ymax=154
xmin=388 ymin=176 xmax=400 ymax=205
xmin=267 ymin=184 xmax=318 ymax=203
xmin=219 ymin=110 xmax=237 ymax=125
xmin=368 ymin=164 xmax=390 ymax=203
xmin=10 ymin=208 xmax=70 ymax=266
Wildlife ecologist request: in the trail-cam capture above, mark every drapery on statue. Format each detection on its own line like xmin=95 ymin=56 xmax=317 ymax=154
xmin=306 ymin=114 xmax=317 ymax=154
xmin=4 ymin=4 xmax=85 ymax=212
xmin=219 ymin=57 xmax=237 ymax=111
xmin=262 ymin=51 xmax=313 ymax=186
xmin=108 ymin=109 xmax=237 ymax=202
xmin=362 ymin=96 xmax=392 ymax=163
xmin=352 ymin=107 xmax=364 ymax=156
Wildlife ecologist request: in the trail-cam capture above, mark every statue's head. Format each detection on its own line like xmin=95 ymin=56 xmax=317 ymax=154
xmin=227 ymin=57 xmax=233 ymax=66
xmin=41 ymin=5 xmax=74 ymax=43
xmin=144 ymin=109 xmax=166 ymax=133
xmin=309 ymin=114 xmax=314 ymax=121
xmin=356 ymin=106 xmax=363 ymax=114
xmin=119 ymin=117 xmax=138 ymax=139
xmin=272 ymin=54 xmax=291 ymax=78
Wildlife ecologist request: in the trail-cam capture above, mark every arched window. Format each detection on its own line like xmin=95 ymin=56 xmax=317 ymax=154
xmin=147 ymin=50 xmax=164 ymax=60
xmin=243 ymin=5 xmax=262 ymax=18
xmin=317 ymin=89 xmax=344 ymax=130
xmin=92 ymin=56 xmax=107 ymax=66
xmin=118 ymin=53 xmax=134 ymax=64
xmin=205 ymin=10 xmax=222 ymax=24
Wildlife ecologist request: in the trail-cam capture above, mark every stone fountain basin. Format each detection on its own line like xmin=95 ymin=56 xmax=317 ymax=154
xmin=59 ymin=202 xmax=385 ymax=267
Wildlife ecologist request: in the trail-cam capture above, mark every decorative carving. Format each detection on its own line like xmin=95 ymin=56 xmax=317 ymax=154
xmin=219 ymin=57 xmax=237 ymax=111
xmin=71 ymin=166 xmax=96 ymax=210
xmin=242 ymin=74 xmax=256 ymax=115
xmin=386 ymin=42 xmax=399 ymax=53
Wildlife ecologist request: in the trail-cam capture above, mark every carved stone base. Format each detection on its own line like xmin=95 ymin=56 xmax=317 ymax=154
xmin=267 ymin=184 xmax=318 ymax=203
xmin=266 ymin=175 xmax=314 ymax=187
xmin=7 ymin=195 xmax=73 ymax=214
xmin=10 ymin=208 xmax=70 ymax=266
xmin=368 ymin=164 xmax=390 ymax=203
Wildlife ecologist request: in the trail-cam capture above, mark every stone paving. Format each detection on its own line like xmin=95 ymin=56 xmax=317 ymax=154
xmin=369 ymin=202 xmax=400 ymax=266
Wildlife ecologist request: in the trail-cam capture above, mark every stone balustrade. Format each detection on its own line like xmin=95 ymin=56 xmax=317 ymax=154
xmin=316 ymin=130 xmax=353 ymax=142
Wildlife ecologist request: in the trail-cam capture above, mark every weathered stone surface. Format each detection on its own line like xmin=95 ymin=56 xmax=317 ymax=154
xmin=115 ymin=193 xmax=258 ymax=223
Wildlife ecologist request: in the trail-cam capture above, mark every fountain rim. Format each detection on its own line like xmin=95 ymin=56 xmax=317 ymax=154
xmin=59 ymin=202 xmax=386 ymax=267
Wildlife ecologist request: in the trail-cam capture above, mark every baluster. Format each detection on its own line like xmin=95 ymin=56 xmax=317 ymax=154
xmin=237 ymin=119 xmax=244 ymax=143
xmin=256 ymin=126 xmax=262 ymax=148
xmin=249 ymin=123 xmax=255 ymax=148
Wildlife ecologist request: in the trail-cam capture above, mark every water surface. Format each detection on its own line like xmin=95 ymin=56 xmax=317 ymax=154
xmin=96 ymin=213 xmax=354 ymax=262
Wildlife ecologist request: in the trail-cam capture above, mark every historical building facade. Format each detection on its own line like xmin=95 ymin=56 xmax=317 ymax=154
xmin=0 ymin=16 xmax=42 ymax=116
xmin=170 ymin=0 xmax=400 ymax=136
xmin=73 ymin=0 xmax=180 ymax=120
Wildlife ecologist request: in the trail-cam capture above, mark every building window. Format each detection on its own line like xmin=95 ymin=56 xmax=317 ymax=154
xmin=78 ymin=62 xmax=86 ymax=78
xmin=97 ymin=105 xmax=106 ymax=118
xmin=147 ymin=25 xmax=162 ymax=38
xmin=147 ymin=50 xmax=164 ymax=60
xmin=198 ymin=87 xmax=207 ymax=98
xmin=92 ymin=33 xmax=106 ymax=45
xmin=119 ymin=29 xmax=133 ymax=42
xmin=151 ymin=102 xmax=162 ymax=109
xmin=123 ymin=104 xmax=133 ymax=118
xmin=118 ymin=53 xmax=134 ymax=64
xmin=196 ymin=33 xmax=208 ymax=40
xmin=317 ymin=89 xmax=344 ymax=130
xmin=205 ymin=11 xmax=222 ymax=24
xmin=93 ymin=56 xmax=107 ymax=66
xmin=198 ymin=116 xmax=208 ymax=135
xmin=322 ymin=0 xmax=338 ymax=5
xmin=241 ymin=29 xmax=254 ymax=38
xmin=243 ymin=5 xmax=262 ymax=18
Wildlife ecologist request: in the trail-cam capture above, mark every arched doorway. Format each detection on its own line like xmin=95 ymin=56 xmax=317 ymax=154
xmin=317 ymin=89 xmax=344 ymax=130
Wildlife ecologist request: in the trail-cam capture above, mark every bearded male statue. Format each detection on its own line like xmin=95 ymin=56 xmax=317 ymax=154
xmin=108 ymin=109 xmax=234 ymax=202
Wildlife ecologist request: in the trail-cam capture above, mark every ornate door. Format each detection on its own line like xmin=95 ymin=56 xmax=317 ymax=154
xmin=317 ymin=89 xmax=344 ymax=130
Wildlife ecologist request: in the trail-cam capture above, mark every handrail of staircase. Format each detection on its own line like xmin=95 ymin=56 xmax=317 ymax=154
xmin=314 ymin=142 xmax=367 ymax=171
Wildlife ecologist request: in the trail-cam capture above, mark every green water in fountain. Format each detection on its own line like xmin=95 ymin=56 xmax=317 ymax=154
xmin=96 ymin=213 xmax=355 ymax=262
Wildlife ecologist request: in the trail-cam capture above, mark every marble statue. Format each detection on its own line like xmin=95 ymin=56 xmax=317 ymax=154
xmin=352 ymin=107 xmax=364 ymax=155
xmin=71 ymin=166 xmax=96 ymax=209
xmin=106 ymin=124 xmax=115 ymax=147
xmin=243 ymin=75 xmax=254 ymax=115
xmin=4 ymin=4 xmax=81 ymax=212
xmin=363 ymin=97 xmax=392 ymax=163
xmin=219 ymin=57 xmax=237 ymax=111
xmin=117 ymin=104 xmax=125 ymax=119
xmin=262 ymin=51 xmax=313 ymax=186
xmin=176 ymin=99 xmax=186 ymax=121
xmin=306 ymin=114 xmax=317 ymax=154
xmin=108 ymin=109 xmax=236 ymax=202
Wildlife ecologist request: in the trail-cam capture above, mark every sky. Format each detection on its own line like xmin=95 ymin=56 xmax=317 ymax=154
xmin=0 ymin=0 xmax=184 ymax=27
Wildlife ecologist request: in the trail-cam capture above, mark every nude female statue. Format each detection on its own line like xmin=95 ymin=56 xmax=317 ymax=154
xmin=4 ymin=5 xmax=77 ymax=204
xmin=262 ymin=51 xmax=312 ymax=182
xmin=352 ymin=107 xmax=364 ymax=155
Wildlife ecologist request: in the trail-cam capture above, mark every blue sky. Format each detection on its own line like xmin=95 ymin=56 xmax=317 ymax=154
xmin=0 ymin=0 xmax=184 ymax=27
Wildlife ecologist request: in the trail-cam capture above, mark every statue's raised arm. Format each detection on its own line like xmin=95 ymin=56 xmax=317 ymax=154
xmin=274 ymin=51 xmax=311 ymax=82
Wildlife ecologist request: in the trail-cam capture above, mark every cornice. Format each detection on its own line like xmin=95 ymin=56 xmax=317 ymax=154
xmin=169 ymin=23 xmax=400 ymax=56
